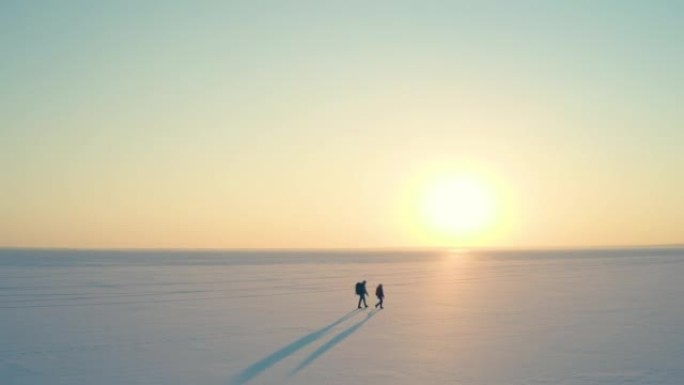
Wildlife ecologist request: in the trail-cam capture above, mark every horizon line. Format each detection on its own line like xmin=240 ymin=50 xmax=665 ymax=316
xmin=1 ymin=243 xmax=682 ymax=253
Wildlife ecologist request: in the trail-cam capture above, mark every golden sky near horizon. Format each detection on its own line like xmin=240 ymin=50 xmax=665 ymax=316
xmin=1 ymin=1 xmax=682 ymax=248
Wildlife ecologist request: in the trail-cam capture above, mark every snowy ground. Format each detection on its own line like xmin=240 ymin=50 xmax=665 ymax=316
xmin=1 ymin=248 xmax=684 ymax=385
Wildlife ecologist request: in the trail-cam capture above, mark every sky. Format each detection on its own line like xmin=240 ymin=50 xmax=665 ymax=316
xmin=1 ymin=1 xmax=682 ymax=249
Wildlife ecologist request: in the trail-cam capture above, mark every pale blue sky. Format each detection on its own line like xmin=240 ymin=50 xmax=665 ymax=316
xmin=1 ymin=1 xmax=682 ymax=248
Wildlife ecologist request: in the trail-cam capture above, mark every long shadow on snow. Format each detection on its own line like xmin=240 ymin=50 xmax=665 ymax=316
xmin=229 ymin=309 xmax=360 ymax=385
xmin=290 ymin=309 xmax=378 ymax=375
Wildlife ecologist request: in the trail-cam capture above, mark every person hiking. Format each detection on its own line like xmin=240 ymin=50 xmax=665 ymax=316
xmin=355 ymin=280 xmax=369 ymax=309
xmin=375 ymin=283 xmax=384 ymax=309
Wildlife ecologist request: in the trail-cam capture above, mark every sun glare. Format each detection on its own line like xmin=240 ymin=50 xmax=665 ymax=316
xmin=414 ymin=174 xmax=499 ymax=244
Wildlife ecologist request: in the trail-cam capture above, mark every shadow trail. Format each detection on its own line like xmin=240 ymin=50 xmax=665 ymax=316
xmin=229 ymin=310 xmax=360 ymax=385
xmin=290 ymin=309 xmax=378 ymax=375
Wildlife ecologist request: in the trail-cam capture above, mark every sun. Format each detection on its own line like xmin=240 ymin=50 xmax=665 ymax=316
xmin=416 ymin=174 xmax=497 ymax=243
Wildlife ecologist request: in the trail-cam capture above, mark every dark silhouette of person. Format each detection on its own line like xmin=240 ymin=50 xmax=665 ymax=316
xmin=355 ymin=280 xmax=369 ymax=309
xmin=375 ymin=283 xmax=384 ymax=309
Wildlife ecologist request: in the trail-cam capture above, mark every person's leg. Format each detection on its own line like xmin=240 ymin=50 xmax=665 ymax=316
xmin=358 ymin=295 xmax=362 ymax=308
xmin=363 ymin=295 xmax=368 ymax=308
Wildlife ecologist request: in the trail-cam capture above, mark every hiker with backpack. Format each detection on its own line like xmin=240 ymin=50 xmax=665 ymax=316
xmin=375 ymin=283 xmax=384 ymax=309
xmin=355 ymin=280 xmax=369 ymax=309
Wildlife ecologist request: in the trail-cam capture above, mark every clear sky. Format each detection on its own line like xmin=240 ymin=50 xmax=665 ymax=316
xmin=1 ymin=1 xmax=682 ymax=249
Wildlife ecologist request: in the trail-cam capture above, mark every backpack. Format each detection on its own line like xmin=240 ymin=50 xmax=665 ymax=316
xmin=355 ymin=282 xmax=362 ymax=295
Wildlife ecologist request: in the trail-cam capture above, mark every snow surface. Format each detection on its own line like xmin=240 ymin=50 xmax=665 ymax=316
xmin=1 ymin=248 xmax=684 ymax=385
